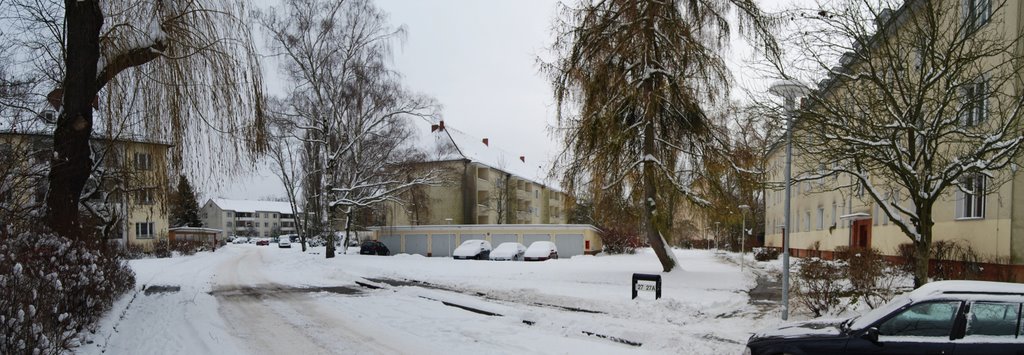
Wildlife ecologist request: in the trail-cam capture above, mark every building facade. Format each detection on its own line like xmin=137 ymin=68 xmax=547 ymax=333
xmin=378 ymin=120 xmax=567 ymax=227
xmin=764 ymin=0 xmax=1024 ymax=268
xmin=200 ymin=199 xmax=300 ymax=239
xmin=0 ymin=131 xmax=172 ymax=249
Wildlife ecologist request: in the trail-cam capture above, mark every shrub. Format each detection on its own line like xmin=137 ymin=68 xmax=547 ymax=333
xmin=599 ymin=227 xmax=643 ymax=254
xmin=897 ymin=240 xmax=983 ymax=281
xmin=752 ymin=247 xmax=781 ymax=261
xmin=151 ymin=239 xmax=171 ymax=258
xmin=835 ymin=246 xmax=904 ymax=308
xmin=0 ymin=233 xmax=136 ymax=353
xmin=170 ymin=240 xmax=204 ymax=256
xmin=793 ymin=257 xmax=846 ymax=317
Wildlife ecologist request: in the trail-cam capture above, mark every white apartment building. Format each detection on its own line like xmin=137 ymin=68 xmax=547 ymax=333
xmin=201 ymin=199 xmax=300 ymax=238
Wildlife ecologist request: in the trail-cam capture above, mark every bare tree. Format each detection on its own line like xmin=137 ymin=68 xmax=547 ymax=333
xmin=777 ymin=0 xmax=1024 ymax=286
xmin=260 ymin=0 xmax=439 ymax=258
xmin=545 ymin=0 xmax=780 ymax=271
xmin=0 ymin=0 xmax=267 ymax=239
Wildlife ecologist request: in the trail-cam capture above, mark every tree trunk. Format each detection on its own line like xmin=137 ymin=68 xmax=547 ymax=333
xmin=47 ymin=1 xmax=103 ymax=239
xmin=643 ymin=121 xmax=675 ymax=272
xmin=913 ymin=208 xmax=933 ymax=288
xmin=341 ymin=208 xmax=352 ymax=255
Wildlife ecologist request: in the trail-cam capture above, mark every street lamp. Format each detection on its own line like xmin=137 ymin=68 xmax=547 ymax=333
xmin=769 ymin=80 xmax=809 ymax=321
xmin=714 ymin=221 xmax=721 ymax=250
xmin=738 ymin=204 xmax=750 ymax=271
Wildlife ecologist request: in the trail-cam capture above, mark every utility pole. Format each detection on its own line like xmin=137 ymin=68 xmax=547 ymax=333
xmin=739 ymin=204 xmax=750 ymax=271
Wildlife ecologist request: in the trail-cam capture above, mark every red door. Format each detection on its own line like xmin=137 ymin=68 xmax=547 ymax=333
xmin=851 ymin=219 xmax=872 ymax=248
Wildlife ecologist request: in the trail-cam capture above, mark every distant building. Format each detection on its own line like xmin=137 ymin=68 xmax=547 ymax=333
xmin=377 ymin=119 xmax=567 ymax=227
xmin=200 ymin=198 xmax=300 ymax=238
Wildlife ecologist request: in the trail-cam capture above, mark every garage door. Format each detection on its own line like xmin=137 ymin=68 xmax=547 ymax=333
xmin=459 ymin=233 xmax=486 ymax=244
xmin=380 ymin=235 xmax=402 ymax=255
xmin=404 ymin=234 xmax=428 ymax=256
xmin=554 ymin=234 xmax=584 ymax=257
xmin=490 ymin=233 xmax=518 ymax=247
xmin=429 ymin=234 xmax=454 ymax=257
xmin=523 ymin=234 xmax=551 ymax=248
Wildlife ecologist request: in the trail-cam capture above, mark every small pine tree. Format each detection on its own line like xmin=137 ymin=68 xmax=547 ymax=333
xmin=170 ymin=175 xmax=202 ymax=227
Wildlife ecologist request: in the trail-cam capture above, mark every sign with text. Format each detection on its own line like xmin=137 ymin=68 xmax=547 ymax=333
xmin=631 ymin=273 xmax=662 ymax=300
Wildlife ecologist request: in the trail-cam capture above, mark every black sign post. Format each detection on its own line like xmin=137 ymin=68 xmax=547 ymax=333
xmin=631 ymin=273 xmax=662 ymax=300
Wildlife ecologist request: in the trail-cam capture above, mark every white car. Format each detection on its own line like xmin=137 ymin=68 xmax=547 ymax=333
xmin=524 ymin=241 xmax=558 ymax=261
xmin=489 ymin=242 xmax=526 ymax=261
xmin=232 ymin=237 xmax=249 ymax=244
xmin=278 ymin=236 xmax=291 ymax=248
xmin=453 ymin=239 xmax=492 ymax=260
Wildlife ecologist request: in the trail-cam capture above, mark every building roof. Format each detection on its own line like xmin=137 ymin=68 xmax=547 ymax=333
xmin=408 ymin=117 xmax=559 ymax=190
xmin=210 ymin=198 xmax=298 ymax=214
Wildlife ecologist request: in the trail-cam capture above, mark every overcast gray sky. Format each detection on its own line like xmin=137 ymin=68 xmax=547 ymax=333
xmin=217 ymin=0 xmax=802 ymax=201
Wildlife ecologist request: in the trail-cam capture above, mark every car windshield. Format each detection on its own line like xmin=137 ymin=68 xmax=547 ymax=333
xmin=850 ymin=294 xmax=911 ymax=330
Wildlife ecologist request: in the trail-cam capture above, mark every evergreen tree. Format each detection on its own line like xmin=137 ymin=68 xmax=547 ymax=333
xmin=170 ymin=175 xmax=202 ymax=227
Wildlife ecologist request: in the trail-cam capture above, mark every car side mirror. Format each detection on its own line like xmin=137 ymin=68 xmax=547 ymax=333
xmin=861 ymin=327 xmax=879 ymax=344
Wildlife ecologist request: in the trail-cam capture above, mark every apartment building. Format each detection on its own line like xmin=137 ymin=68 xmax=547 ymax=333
xmin=200 ymin=198 xmax=300 ymax=239
xmin=0 ymin=130 xmax=172 ymax=249
xmin=378 ymin=119 xmax=567 ymax=227
xmin=764 ymin=0 xmax=1024 ymax=270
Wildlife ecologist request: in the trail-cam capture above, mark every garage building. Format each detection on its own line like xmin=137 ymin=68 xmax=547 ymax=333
xmin=367 ymin=224 xmax=602 ymax=258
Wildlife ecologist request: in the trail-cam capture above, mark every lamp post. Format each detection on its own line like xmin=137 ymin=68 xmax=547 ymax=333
xmin=739 ymin=204 xmax=750 ymax=271
xmin=769 ymin=80 xmax=809 ymax=321
xmin=714 ymin=221 xmax=721 ymax=250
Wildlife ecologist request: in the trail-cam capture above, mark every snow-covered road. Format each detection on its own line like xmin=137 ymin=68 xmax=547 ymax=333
xmin=79 ymin=245 xmax=786 ymax=354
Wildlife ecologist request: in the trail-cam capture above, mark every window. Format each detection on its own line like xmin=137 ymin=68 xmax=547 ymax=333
xmin=804 ymin=211 xmax=811 ymax=232
xmin=965 ymin=302 xmax=1020 ymax=337
xmin=135 ymin=188 xmax=155 ymax=205
xmin=963 ymin=0 xmax=991 ymax=32
xmin=956 ymin=174 xmax=986 ymax=219
xmin=878 ymin=301 xmax=961 ymax=337
xmin=273 ymin=213 xmax=278 ymax=219
xmin=264 ymin=222 xmax=268 ymax=227
xmin=815 ymin=208 xmax=824 ymax=230
xmin=135 ymin=222 xmax=155 ymax=239
xmin=831 ymin=202 xmax=837 ymax=227
xmin=226 ymin=222 xmax=232 ymax=228
xmin=226 ymin=212 xmax=232 ymax=217
xmin=133 ymin=152 xmax=152 ymax=171
xmin=962 ymin=78 xmax=989 ymax=126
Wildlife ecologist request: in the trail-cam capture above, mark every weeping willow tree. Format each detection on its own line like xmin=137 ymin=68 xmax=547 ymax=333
xmin=1 ymin=0 xmax=267 ymax=238
xmin=546 ymin=0 xmax=779 ymax=271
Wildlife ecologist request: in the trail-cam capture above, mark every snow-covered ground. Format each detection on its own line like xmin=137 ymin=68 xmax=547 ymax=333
xmin=78 ymin=246 xmax=792 ymax=354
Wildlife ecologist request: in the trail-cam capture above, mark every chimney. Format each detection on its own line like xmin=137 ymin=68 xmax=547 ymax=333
xmin=482 ymin=138 xmax=489 ymax=146
xmin=438 ymin=120 xmax=445 ymax=130
xmin=519 ymin=156 xmax=525 ymax=163
xmin=431 ymin=124 xmax=439 ymax=132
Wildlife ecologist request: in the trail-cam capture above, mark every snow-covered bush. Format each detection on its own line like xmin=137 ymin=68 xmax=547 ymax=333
xmin=835 ymin=246 xmax=904 ymax=309
xmin=752 ymin=247 xmax=780 ymax=261
xmin=897 ymin=240 xmax=983 ymax=281
xmin=793 ymin=258 xmax=845 ymax=317
xmin=0 ymin=233 xmax=135 ymax=353
xmin=599 ymin=227 xmax=643 ymax=254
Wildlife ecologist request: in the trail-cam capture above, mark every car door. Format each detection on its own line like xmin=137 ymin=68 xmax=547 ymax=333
xmin=953 ymin=301 xmax=1024 ymax=355
xmin=845 ymin=301 xmax=961 ymax=355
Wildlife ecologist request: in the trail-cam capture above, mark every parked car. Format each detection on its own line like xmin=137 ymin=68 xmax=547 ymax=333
xmin=359 ymin=240 xmax=390 ymax=256
xmin=745 ymin=280 xmax=1024 ymax=355
xmin=489 ymin=242 xmax=526 ymax=261
xmin=524 ymin=241 xmax=558 ymax=261
xmin=453 ymin=239 xmax=492 ymax=260
xmin=255 ymin=239 xmax=270 ymax=246
xmin=278 ymin=236 xmax=291 ymax=248
xmin=232 ymin=237 xmax=249 ymax=244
